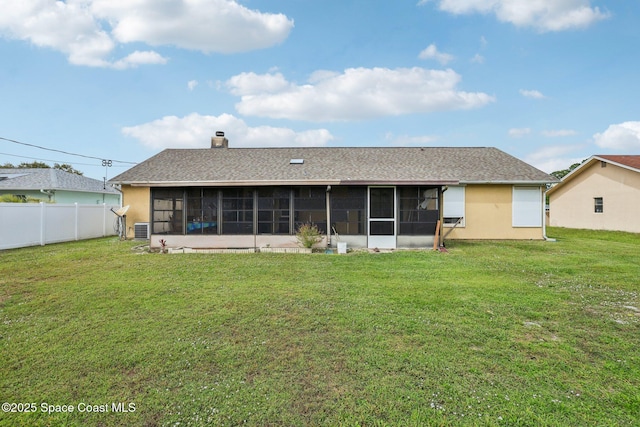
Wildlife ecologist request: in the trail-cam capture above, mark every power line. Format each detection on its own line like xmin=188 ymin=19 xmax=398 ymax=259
xmin=0 ymin=151 xmax=129 ymax=168
xmin=0 ymin=136 xmax=138 ymax=165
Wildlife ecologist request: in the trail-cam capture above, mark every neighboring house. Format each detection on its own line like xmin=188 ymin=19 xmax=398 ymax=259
xmin=109 ymin=134 xmax=557 ymax=250
xmin=0 ymin=168 xmax=121 ymax=205
xmin=547 ymin=155 xmax=640 ymax=233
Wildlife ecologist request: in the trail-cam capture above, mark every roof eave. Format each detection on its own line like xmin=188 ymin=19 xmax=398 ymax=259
xmin=462 ymin=180 xmax=556 ymax=185
xmin=111 ymin=179 xmax=460 ymax=187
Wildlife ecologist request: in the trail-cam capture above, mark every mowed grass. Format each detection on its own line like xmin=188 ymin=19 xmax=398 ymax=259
xmin=1 ymin=227 xmax=639 ymax=426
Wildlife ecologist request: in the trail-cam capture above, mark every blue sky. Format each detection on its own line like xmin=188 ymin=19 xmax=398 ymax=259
xmin=1 ymin=0 xmax=639 ymax=180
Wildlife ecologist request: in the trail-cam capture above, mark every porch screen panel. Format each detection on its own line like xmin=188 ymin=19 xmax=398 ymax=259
xmin=331 ymin=186 xmax=365 ymax=235
xmin=294 ymin=187 xmax=326 ymax=233
xmin=186 ymin=188 xmax=218 ymax=235
xmin=512 ymin=186 xmax=542 ymax=227
xmin=399 ymin=187 xmax=439 ymax=235
xmin=152 ymin=188 xmax=184 ymax=234
xmin=258 ymin=187 xmax=290 ymax=234
xmin=221 ymin=188 xmax=254 ymax=234
xmin=369 ymin=187 xmax=394 ymax=219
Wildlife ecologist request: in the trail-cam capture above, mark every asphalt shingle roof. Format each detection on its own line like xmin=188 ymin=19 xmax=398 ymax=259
xmin=0 ymin=168 xmax=119 ymax=194
xmin=110 ymin=146 xmax=557 ymax=186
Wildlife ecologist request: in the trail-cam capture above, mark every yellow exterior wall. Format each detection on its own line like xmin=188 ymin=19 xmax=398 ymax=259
xmin=548 ymin=162 xmax=640 ymax=233
xmin=446 ymin=184 xmax=545 ymax=240
xmin=120 ymin=184 xmax=546 ymax=242
xmin=121 ymin=185 xmax=150 ymax=239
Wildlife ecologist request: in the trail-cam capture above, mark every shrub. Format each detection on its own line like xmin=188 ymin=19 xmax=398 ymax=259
xmin=295 ymin=223 xmax=323 ymax=248
xmin=0 ymin=194 xmax=42 ymax=203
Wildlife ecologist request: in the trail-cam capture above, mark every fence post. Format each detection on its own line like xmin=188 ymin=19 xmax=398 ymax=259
xmin=75 ymin=202 xmax=79 ymax=241
xmin=40 ymin=202 xmax=46 ymax=246
xmin=103 ymin=203 xmax=107 ymax=237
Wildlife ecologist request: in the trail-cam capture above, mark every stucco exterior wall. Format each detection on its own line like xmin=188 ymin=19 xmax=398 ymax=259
xmin=445 ymin=184 xmax=545 ymax=240
xmin=121 ymin=185 xmax=151 ymax=239
xmin=122 ymin=184 xmax=547 ymax=244
xmin=548 ymin=162 xmax=640 ymax=233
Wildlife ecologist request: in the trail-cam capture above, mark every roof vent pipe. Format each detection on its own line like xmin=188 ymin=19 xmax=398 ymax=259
xmin=211 ymin=131 xmax=229 ymax=148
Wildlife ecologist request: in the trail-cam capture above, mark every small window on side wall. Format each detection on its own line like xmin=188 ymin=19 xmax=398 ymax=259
xmin=594 ymin=197 xmax=603 ymax=213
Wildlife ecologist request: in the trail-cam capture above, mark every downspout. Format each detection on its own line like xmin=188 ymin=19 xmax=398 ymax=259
xmin=40 ymin=189 xmax=55 ymax=202
xmin=542 ymin=186 xmax=556 ymax=242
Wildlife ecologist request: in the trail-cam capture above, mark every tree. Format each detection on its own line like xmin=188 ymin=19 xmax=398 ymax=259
xmin=551 ymin=161 xmax=583 ymax=180
xmin=0 ymin=161 xmax=83 ymax=175
xmin=53 ymin=163 xmax=83 ymax=176
xmin=18 ymin=161 xmax=50 ymax=169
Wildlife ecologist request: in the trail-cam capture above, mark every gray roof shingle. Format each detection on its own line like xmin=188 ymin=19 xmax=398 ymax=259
xmin=0 ymin=168 xmax=119 ymax=194
xmin=110 ymin=147 xmax=557 ymax=186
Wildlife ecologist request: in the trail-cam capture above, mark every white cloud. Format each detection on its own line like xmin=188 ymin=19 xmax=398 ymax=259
xmin=227 ymin=67 xmax=495 ymax=122
xmin=593 ymin=121 xmax=640 ymax=151
xmin=227 ymin=72 xmax=292 ymax=96
xmin=92 ymin=0 xmax=294 ymax=53
xmin=524 ymin=144 xmax=586 ymax=173
xmin=508 ymin=128 xmax=532 ymax=138
xmin=0 ymin=0 xmax=114 ymax=67
xmin=520 ymin=89 xmax=546 ymax=99
xmin=121 ymin=113 xmax=334 ymax=150
xmin=421 ymin=0 xmax=609 ymax=32
xmin=187 ymin=80 xmax=199 ymax=91
xmin=0 ymin=0 xmax=293 ymax=68
xmin=418 ymin=43 xmax=454 ymax=65
xmin=541 ymin=129 xmax=577 ymax=137
xmin=470 ymin=54 xmax=485 ymax=64
xmin=112 ymin=50 xmax=169 ymax=69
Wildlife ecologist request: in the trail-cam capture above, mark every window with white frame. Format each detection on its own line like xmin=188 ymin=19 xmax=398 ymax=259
xmin=594 ymin=197 xmax=603 ymax=213
xmin=512 ymin=186 xmax=542 ymax=227
xmin=443 ymin=186 xmax=465 ymax=226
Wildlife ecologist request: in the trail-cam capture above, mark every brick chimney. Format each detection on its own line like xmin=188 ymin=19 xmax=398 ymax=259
xmin=211 ymin=131 xmax=228 ymax=148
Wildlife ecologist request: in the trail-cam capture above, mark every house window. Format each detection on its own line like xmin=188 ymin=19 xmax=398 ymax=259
xmin=594 ymin=197 xmax=603 ymax=213
xmin=186 ymin=188 xmax=218 ymax=234
xmin=399 ymin=187 xmax=439 ymax=235
xmin=331 ymin=186 xmax=366 ymax=235
xmin=294 ymin=187 xmax=326 ymax=233
xmin=513 ymin=187 xmax=542 ymax=227
xmin=221 ymin=188 xmax=254 ymax=234
xmin=443 ymin=186 xmax=465 ymax=226
xmin=152 ymin=188 xmax=184 ymax=235
xmin=257 ymin=187 xmax=291 ymax=234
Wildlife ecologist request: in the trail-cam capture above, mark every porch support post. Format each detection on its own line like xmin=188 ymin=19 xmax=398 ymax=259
xmin=438 ymin=186 xmax=445 ymax=248
xmin=325 ymin=186 xmax=331 ymax=248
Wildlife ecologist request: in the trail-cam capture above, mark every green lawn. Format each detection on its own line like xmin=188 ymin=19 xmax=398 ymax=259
xmin=1 ymin=228 xmax=639 ymax=426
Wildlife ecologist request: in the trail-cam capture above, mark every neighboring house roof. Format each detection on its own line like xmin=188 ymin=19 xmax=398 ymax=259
xmin=110 ymin=147 xmax=556 ymax=186
xmin=546 ymin=155 xmax=640 ymax=196
xmin=596 ymin=155 xmax=640 ymax=171
xmin=0 ymin=168 xmax=119 ymax=194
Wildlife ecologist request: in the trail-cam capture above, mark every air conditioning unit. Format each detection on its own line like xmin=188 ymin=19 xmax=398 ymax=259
xmin=134 ymin=223 xmax=149 ymax=240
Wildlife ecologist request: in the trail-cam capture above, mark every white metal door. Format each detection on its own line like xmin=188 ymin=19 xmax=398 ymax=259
xmin=368 ymin=187 xmax=396 ymax=249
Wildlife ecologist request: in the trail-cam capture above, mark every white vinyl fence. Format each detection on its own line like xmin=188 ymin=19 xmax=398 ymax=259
xmin=0 ymin=203 xmax=120 ymax=250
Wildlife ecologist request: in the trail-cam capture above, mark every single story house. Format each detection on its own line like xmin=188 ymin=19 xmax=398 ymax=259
xmin=0 ymin=168 xmax=121 ymax=205
xmin=109 ymin=134 xmax=557 ymax=250
xmin=547 ymin=155 xmax=640 ymax=233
